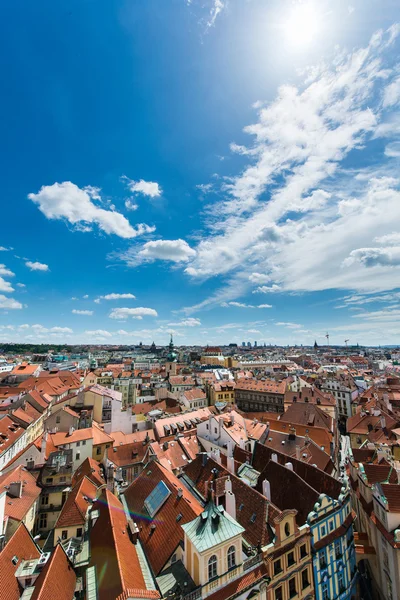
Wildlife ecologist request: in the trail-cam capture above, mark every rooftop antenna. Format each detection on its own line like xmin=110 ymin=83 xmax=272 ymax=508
xmin=345 ymin=339 xmax=349 ymax=347
xmin=325 ymin=333 xmax=330 ymax=347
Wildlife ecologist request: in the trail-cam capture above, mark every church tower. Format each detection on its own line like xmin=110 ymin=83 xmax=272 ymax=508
xmin=165 ymin=334 xmax=178 ymax=376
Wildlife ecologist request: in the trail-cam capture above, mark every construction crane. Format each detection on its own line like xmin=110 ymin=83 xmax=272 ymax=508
xmin=325 ymin=333 xmax=330 ymax=346
xmin=345 ymin=339 xmax=349 ymax=347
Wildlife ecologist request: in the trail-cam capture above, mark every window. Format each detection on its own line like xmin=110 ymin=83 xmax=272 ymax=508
xmin=76 ymin=452 xmax=80 ymax=460
xmin=214 ymin=428 xmax=218 ymax=434
xmin=41 ymin=495 xmax=49 ymax=505
xmin=60 ymin=476 xmax=66 ymax=483
xmin=56 ymin=415 xmax=61 ymax=424
xmin=289 ymin=577 xmax=297 ymax=598
xmin=287 ymin=551 xmax=295 ymax=567
xmin=227 ymin=545 xmax=236 ymax=570
xmin=62 ymin=492 xmax=67 ymax=506
xmin=300 ymin=544 xmax=307 ymax=559
xmin=321 ymin=525 xmax=326 ymax=537
xmin=284 ymin=522 xmax=290 ymax=537
xmin=82 ymin=440 xmax=86 ymax=446
xmin=322 ymin=581 xmax=329 ymax=600
xmin=96 ymin=447 xmax=101 ymax=455
xmin=46 ymin=477 xmax=53 ymax=484
xmin=320 ymin=549 xmax=327 ymax=568
xmin=275 ymin=587 xmax=283 ymax=600
xmin=338 ymin=571 xmax=345 ymax=593
xmin=329 ymin=520 xmax=334 ymax=532
xmin=39 ymin=514 xmax=47 ymax=529
xmin=76 ymin=441 xmax=80 ymax=447
xmin=208 ymin=555 xmax=217 ymax=580
xmin=274 ymin=559 xmax=282 ymax=575
xmin=335 ymin=540 xmax=342 ymax=558
xmin=76 ymin=528 xmax=83 ymax=537
xmin=61 ymin=530 xmax=68 ymax=540
xmin=301 ymin=569 xmax=309 ymax=589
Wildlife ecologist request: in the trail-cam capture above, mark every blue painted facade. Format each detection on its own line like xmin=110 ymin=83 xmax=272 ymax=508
xmin=308 ymin=488 xmax=358 ymax=600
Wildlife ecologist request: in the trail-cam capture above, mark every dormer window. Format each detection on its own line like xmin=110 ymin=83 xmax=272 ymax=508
xmin=208 ymin=555 xmax=217 ymax=580
xmin=284 ymin=522 xmax=290 ymax=537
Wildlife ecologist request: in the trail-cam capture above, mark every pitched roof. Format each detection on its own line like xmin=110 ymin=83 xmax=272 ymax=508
xmin=30 ymin=544 xmax=76 ymax=600
xmin=235 ymin=379 xmax=287 ymax=394
xmin=0 ymin=465 xmax=41 ymax=522
xmin=71 ymin=457 xmax=105 ymax=488
xmin=182 ymin=455 xmax=279 ymax=547
xmin=108 ymin=440 xmax=151 ymax=468
xmin=379 ymin=483 xmax=400 ymax=512
xmin=0 ymin=523 xmax=40 ymax=600
xmin=110 ymin=430 xmax=155 ymax=448
xmin=90 ymin=489 xmax=160 ymax=600
xmin=182 ymin=501 xmax=244 ymax=552
xmin=55 ymin=476 xmax=97 ymax=529
xmin=0 ymin=416 xmax=25 ymax=460
xmin=205 ymin=563 xmax=268 ymax=600
xmin=123 ymin=461 xmax=203 ymax=575
xmin=361 ymin=464 xmax=398 ymax=485
xmin=279 ymin=402 xmax=333 ymax=430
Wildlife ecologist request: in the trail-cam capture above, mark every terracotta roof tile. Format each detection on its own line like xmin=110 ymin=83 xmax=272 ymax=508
xmin=123 ymin=462 xmax=203 ymax=575
xmin=0 ymin=465 xmax=41 ymax=523
xmin=0 ymin=523 xmax=40 ymax=600
xmin=30 ymin=544 xmax=76 ymax=600
xmin=90 ymin=489 xmax=160 ymax=600
xmin=71 ymin=457 xmax=105 ymax=488
xmin=55 ymin=476 xmax=97 ymax=529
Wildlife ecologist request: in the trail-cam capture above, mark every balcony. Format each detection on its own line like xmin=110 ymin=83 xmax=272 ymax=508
xmin=182 ymin=588 xmax=202 ymax=600
xmin=243 ymin=554 xmax=263 ymax=572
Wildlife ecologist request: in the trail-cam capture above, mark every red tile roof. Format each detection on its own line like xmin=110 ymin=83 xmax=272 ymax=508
xmin=55 ymin=476 xmax=97 ymax=529
xmin=206 ymin=563 xmax=268 ymax=600
xmin=30 ymin=544 xmax=76 ymax=600
xmin=123 ymin=461 xmax=203 ymax=575
xmin=90 ymin=489 xmax=160 ymax=600
xmin=0 ymin=465 xmax=41 ymax=523
xmin=0 ymin=523 xmax=40 ymax=600
xmin=0 ymin=416 xmax=25 ymax=460
xmin=72 ymin=457 xmax=105 ymax=488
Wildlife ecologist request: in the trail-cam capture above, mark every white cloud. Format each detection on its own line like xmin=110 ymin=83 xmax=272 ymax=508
xmin=168 ymin=318 xmax=201 ymax=327
xmin=94 ymin=298 xmax=100 ymax=304
xmin=258 ymin=304 xmax=273 ymax=308
xmin=0 ymin=247 xmax=8 ymax=252
xmin=125 ymin=199 xmax=139 ymax=211
xmin=109 ymin=307 xmax=158 ymax=319
xmin=119 ymin=239 xmax=196 ymax=267
xmin=249 ymin=273 xmax=271 ymax=284
xmin=0 ymin=295 xmax=23 ymax=309
xmin=50 ymin=327 xmax=73 ymax=333
xmin=383 ymin=76 xmax=400 ymax=107
xmin=180 ymin=26 xmax=400 ymax=311
xmin=85 ymin=329 xmax=113 ymax=337
xmin=384 ymin=141 xmax=400 ymax=158
xmin=100 ymin=293 xmax=136 ymax=301
xmin=19 ymin=324 xmax=30 ymax=329
xmin=26 ymin=261 xmax=49 ymax=272
xmin=0 ymin=278 xmax=14 ymax=293
xmin=0 ymin=264 xmax=14 ymax=278
xmin=221 ymin=301 xmax=272 ymax=309
xmin=72 ymin=309 xmax=93 ymax=315
xmin=206 ymin=0 xmax=225 ymax=29
xmin=123 ymin=177 xmax=162 ymax=198
xmin=276 ymin=322 xmax=303 ymax=329
xmin=253 ymin=285 xmax=281 ymax=294
xmin=28 ymin=181 xmax=154 ymax=239
xmin=16 ymin=283 xmax=26 ymax=288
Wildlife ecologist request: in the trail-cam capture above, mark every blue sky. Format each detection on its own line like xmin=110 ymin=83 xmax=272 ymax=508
xmin=1 ymin=0 xmax=400 ymax=346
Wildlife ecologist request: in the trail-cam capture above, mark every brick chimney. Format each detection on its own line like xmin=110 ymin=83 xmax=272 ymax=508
xmin=262 ymin=479 xmax=271 ymax=501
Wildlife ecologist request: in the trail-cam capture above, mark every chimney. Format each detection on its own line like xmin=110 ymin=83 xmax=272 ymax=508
xmin=285 ymin=462 xmax=294 ymax=471
xmin=163 ymin=441 xmax=169 ymax=450
xmin=227 ymin=456 xmax=235 ymax=474
xmin=230 ymin=413 xmax=235 ymax=425
xmin=225 ymin=477 xmax=232 ymax=493
xmin=262 ymin=479 xmax=271 ymax=501
xmin=296 ymin=445 xmax=301 ymax=460
xmin=380 ymin=416 xmax=386 ymax=429
xmin=201 ymin=452 xmax=208 ymax=467
xmin=271 ymin=453 xmax=278 ymax=463
xmin=177 ymin=488 xmax=183 ymax=499
xmin=211 ymin=448 xmax=221 ymax=464
xmin=8 ymin=481 xmax=23 ymax=498
xmin=225 ymin=490 xmax=236 ymax=521
xmin=68 ymin=426 xmax=75 ymax=437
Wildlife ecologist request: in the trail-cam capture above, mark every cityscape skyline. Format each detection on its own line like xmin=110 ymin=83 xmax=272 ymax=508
xmin=1 ymin=0 xmax=400 ymax=346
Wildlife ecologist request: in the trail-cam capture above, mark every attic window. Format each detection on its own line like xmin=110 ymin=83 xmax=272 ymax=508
xmin=239 ymin=503 xmax=244 ymax=511
xmin=250 ymin=513 xmax=256 ymax=523
xmin=144 ymin=481 xmax=171 ymax=517
xmin=176 ymin=513 xmax=183 ymax=522
xmin=11 ymin=556 xmax=18 ymax=565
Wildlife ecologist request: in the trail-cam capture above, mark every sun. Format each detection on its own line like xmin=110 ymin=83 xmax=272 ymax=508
xmin=283 ymin=2 xmax=321 ymax=48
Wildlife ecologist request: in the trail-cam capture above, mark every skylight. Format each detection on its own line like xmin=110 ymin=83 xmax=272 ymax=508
xmin=144 ymin=480 xmax=171 ymax=517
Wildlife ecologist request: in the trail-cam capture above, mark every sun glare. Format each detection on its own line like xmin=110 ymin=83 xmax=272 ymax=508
xmin=283 ymin=2 xmax=320 ymax=48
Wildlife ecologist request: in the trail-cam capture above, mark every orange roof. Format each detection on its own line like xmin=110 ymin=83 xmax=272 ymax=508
xmin=55 ymin=476 xmax=97 ymax=529
xmin=0 ymin=465 xmax=41 ymax=523
xmin=72 ymin=457 xmax=105 ymax=488
xmin=0 ymin=416 xmax=25 ymax=461
xmin=236 ymin=378 xmax=287 ymax=394
xmin=11 ymin=363 xmax=40 ymax=376
xmin=0 ymin=523 xmax=40 ymax=600
xmin=30 ymin=544 xmax=76 ymax=600
xmin=124 ymin=462 xmax=203 ymax=575
xmin=90 ymin=489 xmax=160 ymax=600
xmin=110 ymin=430 xmax=155 ymax=447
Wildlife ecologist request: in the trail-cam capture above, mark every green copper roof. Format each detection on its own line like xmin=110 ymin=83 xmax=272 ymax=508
xmin=182 ymin=502 xmax=244 ymax=553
